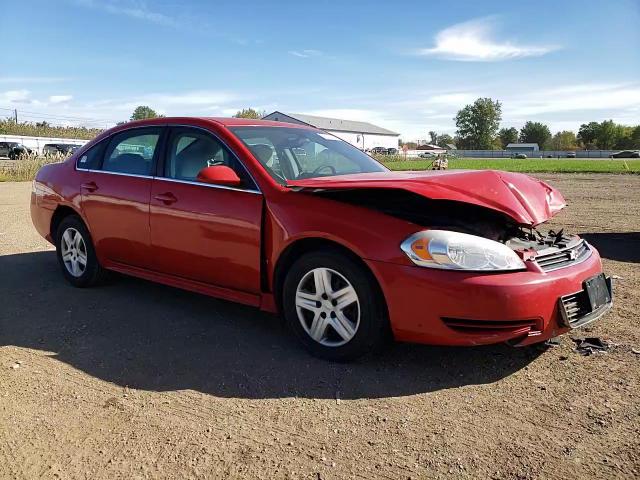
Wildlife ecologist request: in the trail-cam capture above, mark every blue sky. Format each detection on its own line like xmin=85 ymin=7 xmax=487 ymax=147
xmin=2 ymin=0 xmax=639 ymax=139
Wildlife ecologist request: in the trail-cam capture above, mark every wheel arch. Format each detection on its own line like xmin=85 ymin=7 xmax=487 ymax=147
xmin=50 ymin=205 xmax=84 ymax=241
xmin=272 ymin=237 xmax=388 ymax=318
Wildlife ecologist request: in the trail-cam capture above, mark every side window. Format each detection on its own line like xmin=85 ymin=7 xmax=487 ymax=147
xmin=76 ymin=140 xmax=106 ymax=170
xmin=102 ymin=128 xmax=161 ymax=176
xmin=242 ymin=137 xmax=287 ymax=180
xmin=165 ymin=128 xmax=248 ymax=184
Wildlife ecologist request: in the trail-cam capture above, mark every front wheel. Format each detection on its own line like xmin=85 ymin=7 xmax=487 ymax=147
xmin=282 ymin=251 xmax=389 ymax=361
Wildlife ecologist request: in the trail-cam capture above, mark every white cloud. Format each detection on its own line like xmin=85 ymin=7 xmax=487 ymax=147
xmin=72 ymin=0 xmax=177 ymax=26
xmin=417 ymin=17 xmax=558 ymax=61
xmin=427 ymin=93 xmax=477 ymax=106
xmin=505 ymin=83 xmax=640 ymax=116
xmin=49 ymin=95 xmax=73 ymax=104
xmin=288 ymin=49 xmax=322 ymax=58
xmin=1 ymin=89 xmax=32 ymax=104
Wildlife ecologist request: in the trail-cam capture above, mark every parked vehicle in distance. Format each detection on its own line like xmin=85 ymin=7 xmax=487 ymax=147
xmin=566 ymin=152 xmax=576 ymax=158
xmin=0 ymin=141 xmax=33 ymax=159
xmin=418 ymin=151 xmax=438 ymax=158
xmin=386 ymin=147 xmax=398 ymax=155
xmin=511 ymin=153 xmax=528 ymax=159
xmin=369 ymin=146 xmax=389 ymax=155
xmin=43 ymin=143 xmax=83 ymax=156
xmin=31 ymin=117 xmax=613 ymax=361
xmin=609 ymin=150 xmax=640 ymax=158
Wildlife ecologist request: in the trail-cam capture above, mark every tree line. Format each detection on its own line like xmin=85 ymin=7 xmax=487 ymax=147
xmin=0 ymin=105 xmax=263 ymax=140
xmin=4 ymin=103 xmax=637 ymax=151
xmin=431 ymin=98 xmax=640 ymax=151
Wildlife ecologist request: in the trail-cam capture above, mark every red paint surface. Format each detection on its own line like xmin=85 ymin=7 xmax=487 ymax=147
xmin=30 ymin=117 xmax=607 ymax=347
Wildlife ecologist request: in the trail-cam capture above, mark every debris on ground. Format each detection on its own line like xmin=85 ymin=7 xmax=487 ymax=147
xmin=544 ymin=338 xmax=562 ymax=347
xmin=572 ymin=337 xmax=613 ymax=356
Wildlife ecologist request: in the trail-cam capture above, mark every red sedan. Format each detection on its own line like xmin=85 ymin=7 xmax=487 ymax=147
xmin=31 ymin=117 xmax=613 ymax=360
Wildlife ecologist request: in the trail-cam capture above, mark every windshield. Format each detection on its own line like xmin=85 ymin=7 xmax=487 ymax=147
xmin=230 ymin=126 xmax=388 ymax=184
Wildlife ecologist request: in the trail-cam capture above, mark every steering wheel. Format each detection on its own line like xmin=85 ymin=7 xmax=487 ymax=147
xmin=311 ymin=164 xmax=337 ymax=176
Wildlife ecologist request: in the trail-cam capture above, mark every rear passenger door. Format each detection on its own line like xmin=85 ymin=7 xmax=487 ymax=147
xmin=78 ymin=127 xmax=164 ymax=269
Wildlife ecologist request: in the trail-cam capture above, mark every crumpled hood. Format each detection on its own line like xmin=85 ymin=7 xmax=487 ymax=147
xmin=287 ymin=170 xmax=566 ymax=226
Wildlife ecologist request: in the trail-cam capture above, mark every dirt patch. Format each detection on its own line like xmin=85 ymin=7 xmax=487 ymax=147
xmin=1 ymin=175 xmax=639 ymax=479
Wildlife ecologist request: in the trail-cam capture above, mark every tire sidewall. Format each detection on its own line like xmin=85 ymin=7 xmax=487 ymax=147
xmin=55 ymin=215 xmax=101 ymax=287
xmin=282 ymin=251 xmax=387 ymax=361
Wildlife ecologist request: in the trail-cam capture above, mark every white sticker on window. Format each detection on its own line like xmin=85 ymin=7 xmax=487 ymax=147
xmin=79 ymin=155 xmax=88 ymax=163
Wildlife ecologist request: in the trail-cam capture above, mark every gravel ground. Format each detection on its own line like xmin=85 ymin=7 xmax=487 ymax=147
xmin=1 ymin=175 xmax=639 ymax=479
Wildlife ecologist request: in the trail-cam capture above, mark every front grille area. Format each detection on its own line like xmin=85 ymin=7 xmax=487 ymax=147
xmin=442 ymin=317 xmax=539 ymax=336
xmin=534 ymin=240 xmax=591 ymax=272
xmin=558 ymin=292 xmax=591 ymax=327
xmin=558 ymin=276 xmax=613 ymax=328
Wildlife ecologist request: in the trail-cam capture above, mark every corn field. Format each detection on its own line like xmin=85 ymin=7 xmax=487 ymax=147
xmin=0 ymin=119 xmax=102 ymax=140
xmin=0 ymin=152 xmax=67 ymax=182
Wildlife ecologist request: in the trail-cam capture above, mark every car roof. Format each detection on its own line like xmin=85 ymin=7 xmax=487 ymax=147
xmin=120 ymin=116 xmax=317 ymax=129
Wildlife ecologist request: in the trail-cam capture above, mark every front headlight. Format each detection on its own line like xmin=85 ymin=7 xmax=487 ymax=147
xmin=401 ymin=230 xmax=526 ymax=271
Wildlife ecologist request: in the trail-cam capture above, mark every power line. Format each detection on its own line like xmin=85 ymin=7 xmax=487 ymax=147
xmin=0 ymin=106 xmax=121 ymax=124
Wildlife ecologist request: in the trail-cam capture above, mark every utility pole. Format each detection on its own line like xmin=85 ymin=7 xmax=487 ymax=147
xmin=13 ymin=109 xmax=17 ymax=123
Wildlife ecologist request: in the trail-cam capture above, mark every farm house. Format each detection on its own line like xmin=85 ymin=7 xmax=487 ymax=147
xmin=262 ymin=111 xmax=399 ymax=150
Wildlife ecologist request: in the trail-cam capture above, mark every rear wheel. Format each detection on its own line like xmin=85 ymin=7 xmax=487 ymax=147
xmin=282 ymin=251 xmax=388 ymax=361
xmin=55 ymin=215 xmax=107 ymax=287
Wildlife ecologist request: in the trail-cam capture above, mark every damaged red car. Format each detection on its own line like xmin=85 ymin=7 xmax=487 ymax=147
xmin=31 ymin=117 xmax=613 ymax=360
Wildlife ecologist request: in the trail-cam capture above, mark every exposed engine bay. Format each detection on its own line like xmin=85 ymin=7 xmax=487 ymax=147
xmin=310 ymin=188 xmax=584 ymax=263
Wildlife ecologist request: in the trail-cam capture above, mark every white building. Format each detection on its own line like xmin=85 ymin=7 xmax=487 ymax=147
xmin=506 ymin=143 xmax=540 ymax=152
xmin=262 ymin=111 xmax=399 ymax=150
xmin=0 ymin=134 xmax=89 ymax=155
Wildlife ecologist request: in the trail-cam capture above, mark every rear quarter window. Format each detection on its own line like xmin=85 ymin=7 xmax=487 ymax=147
xmin=76 ymin=140 xmax=107 ymax=170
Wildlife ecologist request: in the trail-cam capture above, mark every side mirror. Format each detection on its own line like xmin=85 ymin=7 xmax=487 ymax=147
xmin=196 ymin=165 xmax=242 ymax=187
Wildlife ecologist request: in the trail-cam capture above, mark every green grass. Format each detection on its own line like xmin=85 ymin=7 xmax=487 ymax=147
xmin=382 ymin=157 xmax=640 ymax=174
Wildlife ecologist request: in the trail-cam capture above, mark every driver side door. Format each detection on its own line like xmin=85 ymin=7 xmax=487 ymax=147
xmin=149 ymin=126 xmax=263 ymax=296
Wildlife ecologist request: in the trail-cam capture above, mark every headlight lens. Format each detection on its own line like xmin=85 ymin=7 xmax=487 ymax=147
xmin=401 ymin=230 xmax=526 ymax=271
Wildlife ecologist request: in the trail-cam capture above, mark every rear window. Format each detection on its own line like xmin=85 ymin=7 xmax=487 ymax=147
xmin=77 ymin=140 xmax=107 ymax=170
xmin=102 ymin=128 xmax=161 ymax=176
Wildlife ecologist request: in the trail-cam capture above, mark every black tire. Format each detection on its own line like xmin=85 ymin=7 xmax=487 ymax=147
xmin=55 ymin=215 xmax=107 ymax=287
xmin=282 ymin=250 xmax=389 ymax=361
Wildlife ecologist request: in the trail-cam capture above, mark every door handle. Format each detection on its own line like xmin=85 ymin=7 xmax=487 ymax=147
xmin=154 ymin=192 xmax=178 ymax=205
xmin=80 ymin=181 xmax=98 ymax=192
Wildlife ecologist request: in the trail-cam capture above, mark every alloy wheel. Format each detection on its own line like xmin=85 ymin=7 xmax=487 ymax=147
xmin=295 ymin=267 xmax=360 ymax=347
xmin=60 ymin=227 xmax=88 ymax=278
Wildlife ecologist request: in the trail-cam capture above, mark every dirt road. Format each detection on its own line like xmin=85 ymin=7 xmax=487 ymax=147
xmin=1 ymin=175 xmax=639 ymax=479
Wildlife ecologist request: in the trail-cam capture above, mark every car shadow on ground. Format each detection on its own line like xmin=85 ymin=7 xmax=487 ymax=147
xmin=1 ymin=251 xmax=545 ymax=400
xmin=582 ymin=232 xmax=640 ymax=263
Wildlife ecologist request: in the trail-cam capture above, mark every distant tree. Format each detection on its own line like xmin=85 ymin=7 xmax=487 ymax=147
xmin=519 ymin=121 xmax=552 ymax=149
xmin=577 ymin=122 xmax=600 ymax=149
xmin=498 ymin=127 xmax=518 ymax=149
xmin=428 ymin=131 xmax=438 ymax=144
xmin=233 ymin=108 xmax=265 ymax=119
xmin=550 ymin=131 xmax=578 ymax=150
xmin=130 ymin=106 xmax=161 ymax=121
xmin=613 ymin=125 xmax=636 ymax=149
xmin=454 ymin=98 xmax=502 ymax=149
xmin=595 ymin=120 xmax=624 ymax=149
xmin=436 ymin=133 xmax=455 ymax=147
xmin=631 ymin=125 xmax=640 ymax=148
xmin=403 ymin=141 xmax=418 ymax=149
